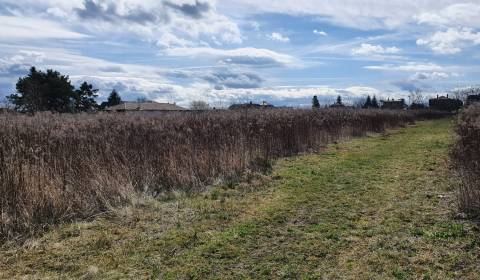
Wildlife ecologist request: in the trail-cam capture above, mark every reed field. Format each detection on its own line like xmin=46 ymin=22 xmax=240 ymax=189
xmin=0 ymin=108 xmax=448 ymax=239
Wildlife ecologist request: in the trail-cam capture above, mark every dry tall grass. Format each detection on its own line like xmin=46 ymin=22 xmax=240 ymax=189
xmin=0 ymin=108 xmax=447 ymax=239
xmin=451 ymin=104 xmax=480 ymax=217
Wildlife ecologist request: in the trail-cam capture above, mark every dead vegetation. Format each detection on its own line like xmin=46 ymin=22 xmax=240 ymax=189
xmin=0 ymin=108 xmax=447 ymax=239
xmin=451 ymin=104 xmax=480 ymax=217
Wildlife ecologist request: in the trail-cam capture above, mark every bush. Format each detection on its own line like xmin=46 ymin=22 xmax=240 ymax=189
xmin=451 ymin=104 xmax=480 ymax=217
xmin=0 ymin=108 xmax=446 ymax=239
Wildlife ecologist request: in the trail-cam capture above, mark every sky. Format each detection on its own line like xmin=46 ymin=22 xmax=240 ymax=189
xmin=1 ymin=0 xmax=480 ymax=107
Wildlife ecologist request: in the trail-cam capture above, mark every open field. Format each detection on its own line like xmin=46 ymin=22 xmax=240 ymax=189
xmin=1 ymin=118 xmax=478 ymax=279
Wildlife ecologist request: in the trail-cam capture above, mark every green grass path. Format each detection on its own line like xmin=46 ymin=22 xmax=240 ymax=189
xmin=1 ymin=119 xmax=479 ymax=279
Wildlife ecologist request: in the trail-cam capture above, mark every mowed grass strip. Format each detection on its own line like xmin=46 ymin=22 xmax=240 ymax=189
xmin=1 ymin=119 xmax=479 ymax=279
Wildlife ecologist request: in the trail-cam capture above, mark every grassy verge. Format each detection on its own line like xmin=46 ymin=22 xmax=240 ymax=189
xmin=1 ymin=119 xmax=479 ymax=279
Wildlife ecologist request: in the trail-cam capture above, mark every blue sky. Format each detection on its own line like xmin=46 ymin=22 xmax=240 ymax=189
xmin=1 ymin=0 xmax=480 ymax=107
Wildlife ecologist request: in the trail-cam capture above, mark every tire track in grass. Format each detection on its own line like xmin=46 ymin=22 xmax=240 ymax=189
xmin=161 ymin=120 xmax=480 ymax=279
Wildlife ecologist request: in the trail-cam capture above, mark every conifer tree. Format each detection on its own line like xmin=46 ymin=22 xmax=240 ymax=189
xmin=336 ymin=95 xmax=343 ymax=105
xmin=371 ymin=95 xmax=379 ymax=108
xmin=73 ymin=82 xmax=98 ymax=112
xmin=107 ymin=89 xmax=122 ymax=107
xmin=363 ymin=95 xmax=372 ymax=108
xmin=312 ymin=95 xmax=320 ymax=109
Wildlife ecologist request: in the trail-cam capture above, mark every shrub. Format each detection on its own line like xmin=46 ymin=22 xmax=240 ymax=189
xmin=451 ymin=104 xmax=480 ymax=217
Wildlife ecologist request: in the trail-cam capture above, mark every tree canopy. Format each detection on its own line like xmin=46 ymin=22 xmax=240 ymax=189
xmin=7 ymin=67 xmax=98 ymax=113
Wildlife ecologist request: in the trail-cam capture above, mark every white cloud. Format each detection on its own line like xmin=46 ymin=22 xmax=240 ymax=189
xmin=73 ymin=75 xmax=200 ymax=105
xmin=352 ymin=43 xmax=400 ymax=56
xmin=411 ymin=72 xmax=452 ymax=80
xmin=268 ymin=32 xmax=290 ymax=43
xmin=166 ymin=67 xmax=263 ymax=90
xmin=415 ymin=3 xmax=480 ymax=54
xmin=366 ymin=61 xmax=462 ymax=92
xmin=221 ymin=1 xmax=462 ymax=30
xmin=313 ymin=30 xmax=327 ymax=36
xmin=392 ymin=70 xmax=459 ymax=92
xmin=156 ymin=33 xmax=194 ymax=48
xmin=365 ymin=62 xmax=445 ymax=72
xmin=1 ymin=0 xmax=474 ymax=102
xmin=416 ymin=3 xmax=480 ymax=29
xmin=2 ymin=0 xmax=242 ymax=48
xmin=0 ymin=47 xmax=266 ymax=105
xmin=46 ymin=7 xmax=69 ymax=18
xmin=164 ymin=47 xmax=297 ymax=67
xmin=417 ymin=27 xmax=480 ymax=54
xmin=12 ymin=51 xmax=46 ymax=64
xmin=250 ymin=21 xmax=260 ymax=31
xmin=343 ymin=86 xmax=380 ymax=97
xmin=0 ymin=50 xmax=48 ymax=75
xmin=0 ymin=15 xmax=88 ymax=40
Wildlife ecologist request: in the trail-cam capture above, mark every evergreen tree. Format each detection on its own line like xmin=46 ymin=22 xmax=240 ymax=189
xmin=73 ymin=82 xmax=99 ymax=112
xmin=107 ymin=89 xmax=122 ymax=107
xmin=371 ymin=95 xmax=379 ymax=108
xmin=363 ymin=95 xmax=372 ymax=108
xmin=336 ymin=95 xmax=343 ymax=105
xmin=312 ymin=95 xmax=320 ymax=109
xmin=8 ymin=67 xmax=75 ymax=113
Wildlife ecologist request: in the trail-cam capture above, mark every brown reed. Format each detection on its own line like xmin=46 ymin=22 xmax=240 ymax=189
xmin=0 ymin=108 xmax=447 ymax=239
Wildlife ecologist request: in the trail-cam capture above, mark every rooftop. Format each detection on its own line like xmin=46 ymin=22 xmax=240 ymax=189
xmin=106 ymin=101 xmax=187 ymax=112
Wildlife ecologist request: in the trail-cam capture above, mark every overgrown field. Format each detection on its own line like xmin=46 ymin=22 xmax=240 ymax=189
xmin=2 ymin=118 xmax=478 ymax=279
xmin=451 ymin=104 xmax=480 ymax=217
xmin=0 ymin=109 xmax=447 ymax=239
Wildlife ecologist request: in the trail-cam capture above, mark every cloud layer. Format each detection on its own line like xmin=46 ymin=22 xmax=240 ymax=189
xmin=0 ymin=0 xmax=479 ymax=106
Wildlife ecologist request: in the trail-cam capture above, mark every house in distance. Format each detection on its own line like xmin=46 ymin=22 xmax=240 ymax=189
xmin=381 ymin=98 xmax=406 ymax=110
xmin=105 ymin=100 xmax=187 ymax=112
xmin=429 ymin=95 xmax=463 ymax=111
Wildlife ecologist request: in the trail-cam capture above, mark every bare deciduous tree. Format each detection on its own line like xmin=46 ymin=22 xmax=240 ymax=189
xmin=190 ymin=100 xmax=211 ymax=110
xmin=409 ymin=89 xmax=424 ymax=105
xmin=452 ymin=87 xmax=480 ymax=102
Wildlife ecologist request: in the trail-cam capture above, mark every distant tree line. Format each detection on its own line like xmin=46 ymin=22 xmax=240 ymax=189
xmin=9 ymin=67 xmax=477 ymax=114
xmin=362 ymin=95 xmax=379 ymax=109
xmin=7 ymin=67 xmax=122 ymax=113
xmin=312 ymin=94 xmax=380 ymax=109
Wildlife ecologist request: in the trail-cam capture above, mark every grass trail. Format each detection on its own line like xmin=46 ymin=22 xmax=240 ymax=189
xmin=1 ymin=119 xmax=479 ymax=279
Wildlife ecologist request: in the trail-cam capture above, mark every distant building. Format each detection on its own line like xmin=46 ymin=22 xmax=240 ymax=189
xmin=229 ymin=101 xmax=274 ymax=110
xmin=429 ymin=95 xmax=463 ymax=111
xmin=381 ymin=99 xmax=406 ymax=110
xmin=105 ymin=101 xmax=187 ymax=112
xmin=466 ymin=95 xmax=480 ymax=106
xmin=330 ymin=103 xmax=346 ymax=108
